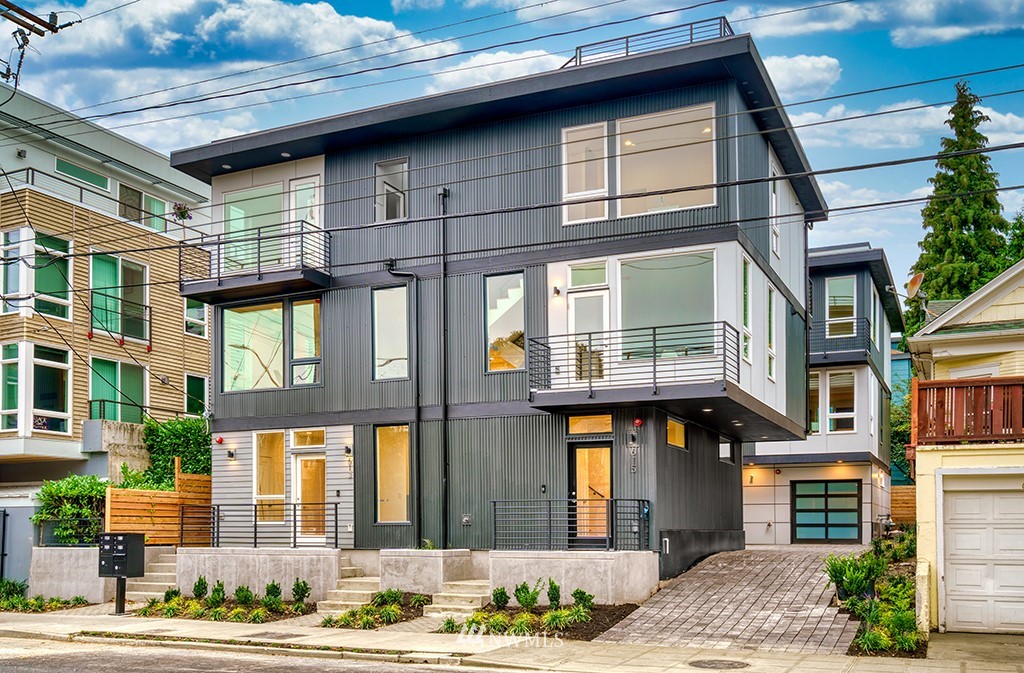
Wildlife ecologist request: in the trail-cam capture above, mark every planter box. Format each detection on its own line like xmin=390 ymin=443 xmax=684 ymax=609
xmin=176 ymin=548 xmax=347 ymax=602
xmin=379 ymin=549 xmax=474 ymax=594
xmin=489 ymin=550 xmax=659 ymax=606
xmin=29 ymin=546 xmax=172 ymax=604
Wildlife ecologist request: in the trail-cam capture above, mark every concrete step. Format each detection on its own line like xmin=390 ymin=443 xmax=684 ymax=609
xmin=423 ymin=604 xmax=481 ymax=618
xmin=156 ymin=554 xmax=177 ymax=563
xmin=126 ymin=580 xmax=177 ymax=592
xmin=140 ymin=572 xmax=176 ymax=584
xmin=441 ymin=580 xmax=490 ymax=595
xmin=126 ymin=591 xmax=165 ymax=603
xmin=337 ymin=566 xmax=363 ymax=579
xmin=335 ymin=590 xmax=376 ymax=604
xmin=316 ymin=600 xmax=365 ymax=612
xmin=430 ymin=592 xmax=488 ymax=608
xmin=147 ymin=562 xmax=177 ymax=573
xmin=335 ymin=576 xmax=380 ymax=592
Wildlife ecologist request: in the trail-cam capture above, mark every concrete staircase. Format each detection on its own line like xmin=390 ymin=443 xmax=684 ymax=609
xmin=315 ymin=560 xmax=379 ymax=613
xmin=423 ymin=579 xmax=491 ymax=618
xmin=126 ymin=552 xmax=177 ymax=603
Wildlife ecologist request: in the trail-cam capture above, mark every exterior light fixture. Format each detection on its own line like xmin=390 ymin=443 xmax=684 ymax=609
xmin=227 ymin=450 xmax=235 ymax=460
xmin=552 ymin=286 xmax=561 ymax=297
xmin=632 ymin=417 xmax=643 ymax=428
xmin=701 ymin=408 xmax=713 ymax=413
xmin=221 ymin=164 xmax=231 ymax=170
xmin=281 ymin=152 xmax=291 ymax=158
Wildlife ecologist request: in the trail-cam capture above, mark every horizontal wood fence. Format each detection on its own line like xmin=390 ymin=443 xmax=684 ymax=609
xmin=891 ymin=485 xmax=916 ymax=525
xmin=105 ymin=457 xmax=212 ymax=546
xmin=912 ymin=376 xmax=1024 ymax=445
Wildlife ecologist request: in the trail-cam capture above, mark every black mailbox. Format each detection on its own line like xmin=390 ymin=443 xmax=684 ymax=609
xmin=98 ymin=533 xmax=145 ymax=579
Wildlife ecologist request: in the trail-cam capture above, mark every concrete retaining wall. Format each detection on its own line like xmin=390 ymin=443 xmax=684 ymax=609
xmin=916 ymin=558 xmax=930 ymax=639
xmin=379 ymin=549 xmax=474 ymax=594
xmin=29 ymin=546 xmax=171 ymax=604
xmin=176 ymin=548 xmax=347 ymax=602
xmin=659 ymin=529 xmax=745 ymax=579
xmin=489 ymin=551 xmax=659 ymax=606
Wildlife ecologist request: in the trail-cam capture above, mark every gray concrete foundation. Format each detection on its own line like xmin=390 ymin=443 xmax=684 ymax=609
xmin=29 ymin=546 xmax=171 ymax=604
xmin=379 ymin=549 xmax=474 ymax=594
xmin=175 ymin=548 xmax=348 ymax=602
xmin=488 ymin=550 xmax=659 ymax=606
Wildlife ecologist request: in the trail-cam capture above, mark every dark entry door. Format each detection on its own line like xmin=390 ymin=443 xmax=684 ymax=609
xmin=569 ymin=444 xmax=612 ymax=546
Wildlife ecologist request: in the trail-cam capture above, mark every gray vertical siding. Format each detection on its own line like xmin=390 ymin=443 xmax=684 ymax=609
xmin=786 ymin=306 xmax=808 ymax=426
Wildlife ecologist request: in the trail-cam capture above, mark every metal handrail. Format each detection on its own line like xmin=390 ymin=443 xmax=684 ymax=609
xmin=492 ymin=498 xmax=651 ymax=551
xmin=180 ymin=502 xmax=342 ymax=548
xmin=562 ymin=17 xmax=734 ymax=68
xmin=89 ymin=290 xmax=151 ymax=343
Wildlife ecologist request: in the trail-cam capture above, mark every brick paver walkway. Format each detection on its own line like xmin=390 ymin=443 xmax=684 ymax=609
xmin=597 ymin=545 xmax=864 ymax=655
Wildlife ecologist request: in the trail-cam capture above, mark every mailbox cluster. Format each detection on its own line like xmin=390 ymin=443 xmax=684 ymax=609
xmin=98 ymin=533 xmax=145 ymax=578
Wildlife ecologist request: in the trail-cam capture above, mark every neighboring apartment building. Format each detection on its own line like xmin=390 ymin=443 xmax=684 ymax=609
xmin=0 ymin=86 xmax=211 ymax=581
xmin=890 ymin=334 xmax=914 ymax=485
xmin=908 ymin=259 xmax=1024 ymax=634
xmin=170 ymin=19 xmax=826 ymax=578
xmin=744 ymin=243 xmax=903 ymax=545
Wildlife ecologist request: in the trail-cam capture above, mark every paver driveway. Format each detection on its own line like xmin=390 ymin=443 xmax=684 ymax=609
xmin=598 ymin=545 xmax=864 ymax=655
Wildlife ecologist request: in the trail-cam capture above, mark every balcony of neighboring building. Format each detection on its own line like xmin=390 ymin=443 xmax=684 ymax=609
xmin=910 ymin=376 xmax=1024 ymax=447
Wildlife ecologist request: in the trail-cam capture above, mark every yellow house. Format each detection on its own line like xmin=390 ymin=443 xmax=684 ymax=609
xmin=907 ymin=259 xmax=1024 ymax=634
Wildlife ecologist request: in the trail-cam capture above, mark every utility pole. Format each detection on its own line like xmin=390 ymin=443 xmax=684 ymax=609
xmin=0 ymin=1 xmax=77 ymax=87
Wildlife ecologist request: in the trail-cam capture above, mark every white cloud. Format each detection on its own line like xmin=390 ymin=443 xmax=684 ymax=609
xmin=763 ymin=54 xmax=841 ymax=100
xmin=392 ymin=0 xmax=445 ymax=10
xmin=425 ymin=49 xmax=567 ymax=94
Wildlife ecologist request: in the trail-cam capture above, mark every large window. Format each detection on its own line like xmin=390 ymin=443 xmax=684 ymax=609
xmin=91 ymin=254 xmax=147 ymax=340
xmin=808 ymin=372 xmax=820 ymax=434
xmin=741 ymin=258 xmax=752 ymax=362
xmin=221 ymin=299 xmax=321 ymax=392
xmin=33 ymin=345 xmax=70 ymax=433
xmin=291 ymin=298 xmax=321 ymax=386
xmin=185 ymin=374 xmax=207 ymax=416
xmin=55 ymin=157 xmax=108 ymax=191
xmin=826 ymin=276 xmax=855 ymax=338
xmin=224 ymin=184 xmax=283 ymax=271
xmin=376 ymin=425 xmax=410 ymax=523
xmin=255 ymin=431 xmax=285 ymax=523
xmin=90 ymin=358 xmax=145 ymax=423
xmin=827 ymin=371 xmax=855 ymax=432
xmin=562 ymin=124 xmax=607 ymax=224
xmin=617 ymin=105 xmax=715 ymax=216
xmin=1 ymin=343 xmax=17 ymax=430
xmin=486 ymin=273 xmax=525 ymax=371
xmin=34 ymin=235 xmax=70 ymax=319
xmin=375 ymin=159 xmax=408 ymax=222
xmin=119 ymin=184 xmax=167 ymax=232
xmin=2 ymin=230 xmax=21 ymax=313
xmin=184 ymin=298 xmax=207 ymax=337
xmin=373 ymin=286 xmax=409 ymax=380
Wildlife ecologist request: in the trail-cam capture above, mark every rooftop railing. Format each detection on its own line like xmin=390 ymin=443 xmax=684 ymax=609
xmin=562 ymin=17 xmax=734 ymax=68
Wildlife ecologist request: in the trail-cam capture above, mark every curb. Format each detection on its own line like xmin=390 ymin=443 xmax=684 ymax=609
xmin=461 ymin=657 xmax=553 ymax=671
xmin=0 ymin=629 xmax=74 ymax=643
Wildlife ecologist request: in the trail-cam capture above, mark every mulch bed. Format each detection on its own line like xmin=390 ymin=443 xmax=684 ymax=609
xmin=567 ymin=603 xmax=638 ymax=640
xmin=847 ymin=623 xmax=928 ymax=658
xmin=320 ymin=591 xmax=429 ymax=629
xmin=137 ymin=598 xmax=314 ymax=623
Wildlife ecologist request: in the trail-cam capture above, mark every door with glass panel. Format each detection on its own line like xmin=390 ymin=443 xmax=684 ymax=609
xmin=568 ymin=290 xmax=608 ymax=387
xmin=223 ymin=184 xmax=283 ymax=274
xmin=569 ymin=444 xmax=612 ymax=546
xmin=791 ymin=480 xmax=861 ymax=543
xmin=295 ymin=454 xmax=327 ymax=538
xmin=290 ymin=177 xmax=320 ymax=269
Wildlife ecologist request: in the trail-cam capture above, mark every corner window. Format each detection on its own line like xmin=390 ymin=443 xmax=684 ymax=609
xmin=767 ymin=285 xmax=776 ymax=381
xmin=55 ymin=157 xmax=108 ymax=191
xmin=374 ymin=159 xmax=408 ymax=223
xmin=2 ymin=230 xmax=22 ymax=313
xmin=741 ymin=258 xmax=752 ymax=362
xmin=90 ymin=358 xmax=145 ymax=424
xmin=667 ymin=418 xmax=686 ymax=449
xmin=870 ymin=286 xmax=880 ymax=348
xmin=119 ymin=184 xmax=167 ymax=232
xmin=291 ymin=298 xmax=321 ymax=386
xmin=32 ymin=345 xmax=70 ymax=433
xmin=91 ymin=254 xmax=148 ymax=341
xmin=185 ymin=374 xmax=207 ymax=416
xmin=719 ymin=436 xmax=737 ymax=464
xmin=562 ymin=123 xmax=607 ymax=224
xmin=255 ymin=431 xmax=285 ymax=522
xmin=486 ymin=272 xmax=525 ymax=371
xmin=34 ymin=235 xmax=70 ymax=319
xmin=372 ymin=286 xmax=409 ymax=380
xmin=825 ymin=276 xmax=855 ymax=338
xmin=184 ymin=298 xmax=207 ymax=337
xmin=376 ymin=425 xmax=410 ymax=523
xmin=617 ymin=104 xmax=715 ymax=216
xmin=568 ymin=414 xmax=612 ymax=435
xmin=1 ymin=343 xmax=18 ymax=430
xmin=827 ymin=371 xmax=855 ymax=432
xmin=221 ymin=299 xmax=320 ymax=392
xmin=808 ymin=372 xmax=820 ymax=435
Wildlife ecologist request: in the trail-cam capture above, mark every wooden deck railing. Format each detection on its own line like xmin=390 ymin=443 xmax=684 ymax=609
xmin=912 ymin=376 xmax=1024 ymax=445
xmin=105 ymin=456 xmax=212 ymax=545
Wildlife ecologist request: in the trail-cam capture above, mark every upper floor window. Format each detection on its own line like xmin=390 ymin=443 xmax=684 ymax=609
xmin=1 ymin=343 xmax=18 ymax=430
xmin=221 ymin=299 xmax=321 ymax=392
xmin=2 ymin=230 xmax=22 ymax=313
xmin=375 ymin=159 xmax=408 ymax=223
xmin=563 ymin=124 xmax=608 ymax=224
xmin=870 ymin=286 xmax=881 ymax=348
xmin=184 ymin=298 xmax=207 ymax=337
xmin=486 ymin=272 xmax=525 ymax=372
xmin=55 ymin=157 xmax=108 ymax=191
xmin=825 ymin=276 xmax=855 ymax=338
xmin=769 ymin=165 xmax=781 ymax=257
xmin=119 ymin=185 xmax=167 ymax=232
xmin=827 ymin=371 xmax=855 ymax=432
xmin=373 ymin=286 xmax=409 ymax=380
xmin=33 ymin=344 xmax=70 ymax=433
xmin=91 ymin=254 xmax=147 ymax=341
xmin=291 ymin=298 xmax=321 ymax=386
xmin=569 ymin=261 xmax=606 ymax=288
xmin=34 ymin=235 xmax=70 ymax=320
xmin=90 ymin=358 xmax=145 ymax=424
xmin=617 ymin=104 xmax=715 ymax=217
xmin=185 ymin=374 xmax=207 ymax=416
xmin=767 ymin=285 xmax=776 ymax=381
xmin=741 ymin=257 xmax=752 ymax=362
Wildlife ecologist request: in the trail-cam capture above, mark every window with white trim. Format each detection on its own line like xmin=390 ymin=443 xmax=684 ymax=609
xmin=562 ymin=123 xmax=608 ymax=224
xmin=32 ymin=345 xmax=70 ymax=433
xmin=767 ymin=285 xmax=776 ymax=381
xmin=825 ymin=276 xmax=855 ymax=338
xmin=827 ymin=371 xmax=855 ymax=433
xmin=185 ymin=374 xmax=207 ymax=417
xmin=374 ymin=159 xmax=408 ymax=222
xmin=770 ymin=165 xmax=781 ymax=257
xmin=34 ymin=235 xmax=71 ymax=319
xmin=741 ymin=258 xmax=752 ymax=362
xmin=184 ymin=298 xmax=207 ymax=337
xmin=376 ymin=425 xmax=411 ymax=523
xmin=869 ymin=380 xmax=877 ymax=437
xmin=808 ymin=372 xmax=820 ymax=434
xmin=91 ymin=254 xmax=148 ymax=341
xmin=2 ymin=230 xmax=23 ymax=313
xmin=373 ymin=285 xmax=409 ymax=380
xmin=1 ymin=343 xmax=17 ymax=430
xmin=870 ymin=286 xmax=880 ymax=348
xmin=255 ymin=431 xmax=285 ymax=522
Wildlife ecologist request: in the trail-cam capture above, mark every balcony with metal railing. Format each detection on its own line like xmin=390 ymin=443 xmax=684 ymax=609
xmin=809 ymin=317 xmax=879 ymax=365
xmin=178 ymin=220 xmax=331 ymax=304
xmin=561 ymin=17 xmax=735 ymax=68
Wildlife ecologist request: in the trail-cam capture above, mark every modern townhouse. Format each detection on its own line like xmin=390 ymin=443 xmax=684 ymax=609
xmin=744 ymin=243 xmax=904 ymax=545
xmin=908 ymin=258 xmax=1024 ymax=634
xmin=0 ymin=86 xmax=211 ymax=581
xmin=169 ymin=18 xmax=827 ymax=596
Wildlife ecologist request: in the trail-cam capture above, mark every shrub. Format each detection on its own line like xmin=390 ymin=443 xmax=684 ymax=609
xmin=372 ymin=588 xmax=404 ymax=607
xmin=115 ymin=463 xmax=173 ymax=491
xmin=162 ymin=604 xmax=180 ymax=618
xmin=337 ymin=613 xmax=356 ymax=628
xmin=320 ymin=615 xmax=337 ymax=627
xmin=420 ymin=538 xmax=437 ymax=550
xmin=233 ymin=585 xmax=254 ymax=607
xmin=358 ymin=613 xmax=377 ymax=630
xmin=491 ymin=587 xmax=510 ymax=610
xmin=142 ymin=417 xmax=212 ymax=484
xmin=208 ymin=606 xmax=227 ymax=621
xmin=892 ymin=630 xmax=920 ymax=652
xmin=69 ymin=596 xmax=88 ymax=607
xmin=163 ymin=588 xmax=181 ymax=604
xmin=508 ymin=613 xmax=537 ymax=636
xmin=247 ymin=607 xmax=269 ymax=624
xmin=439 ymin=617 xmax=461 ymax=634
xmin=541 ymin=609 xmax=570 ymax=631
xmin=883 ymin=609 xmax=918 ymax=636
xmin=29 ymin=474 xmax=107 ymax=545
xmin=187 ymin=603 xmax=208 ymax=620
xmin=464 ymin=611 xmax=487 ymax=631
xmin=571 ymin=588 xmax=594 ymax=611
xmin=292 ymin=578 xmax=311 ymax=604
xmin=192 ymin=576 xmax=208 ymax=600
xmin=0 ymin=579 xmax=28 ymax=601
xmin=207 ymin=581 xmax=226 ymax=608
xmin=227 ymin=607 xmax=248 ymax=622
xmin=514 ymin=580 xmax=543 ymax=611
xmin=261 ymin=595 xmax=285 ymax=614
xmin=409 ymin=594 xmax=431 ymax=609
xmin=378 ymin=604 xmax=402 ymax=624
xmin=136 ymin=605 xmax=154 ymax=617
xmin=567 ymin=604 xmax=591 ymax=624
xmin=546 ymin=578 xmax=561 ymax=609
xmin=853 ymin=627 xmax=892 ymax=653
xmin=264 ymin=581 xmax=282 ymax=600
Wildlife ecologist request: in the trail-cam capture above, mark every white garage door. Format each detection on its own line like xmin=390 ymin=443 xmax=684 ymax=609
xmin=944 ymin=490 xmax=1024 ymax=633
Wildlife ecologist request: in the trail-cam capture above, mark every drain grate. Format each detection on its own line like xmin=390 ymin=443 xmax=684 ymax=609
xmin=688 ymin=661 xmax=750 ymax=670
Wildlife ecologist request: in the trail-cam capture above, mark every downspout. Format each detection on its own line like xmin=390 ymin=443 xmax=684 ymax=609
xmin=386 ymin=258 xmax=420 ymax=548
xmin=437 ymin=187 xmax=450 ymax=549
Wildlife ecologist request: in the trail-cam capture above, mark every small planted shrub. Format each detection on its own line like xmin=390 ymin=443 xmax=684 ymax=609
xmin=567 ymin=604 xmax=592 ymax=624
xmin=261 ymin=595 xmax=285 ymax=614
xmin=292 ymin=578 xmax=311 ymax=604
xmin=439 ymin=617 xmax=461 ymax=634
xmin=571 ymin=588 xmax=594 ymax=611
xmin=464 ymin=611 xmax=487 ymax=631
xmin=486 ymin=613 xmax=511 ymax=634
xmin=320 ymin=615 xmax=337 ymax=627
xmin=162 ymin=603 xmax=181 ymax=618
xmin=514 ymin=580 xmax=543 ymax=611
xmin=892 ymin=630 xmax=921 ymax=652
xmin=409 ymin=594 xmax=430 ymax=609
xmin=0 ymin=579 xmax=28 ymax=600
xmin=508 ymin=612 xmax=537 ymax=636
xmin=227 ymin=607 xmax=248 ymax=622
xmin=854 ymin=627 xmax=892 ymax=653
xmin=187 ymin=603 xmax=208 ymax=620
xmin=546 ymin=578 xmax=561 ymax=609
xmin=541 ymin=609 xmax=570 ymax=631
xmin=372 ymin=588 xmax=404 ymax=607
xmin=491 ymin=586 xmax=510 ymax=610
xmin=233 ymin=585 xmax=255 ymax=607
xmin=192 ymin=576 xmax=208 ymax=600
xmin=163 ymin=588 xmax=181 ymax=603
xmin=358 ymin=613 xmax=377 ymax=630
xmin=136 ymin=605 xmax=154 ymax=617
xmin=378 ymin=603 xmax=402 ymax=625
xmin=207 ymin=581 xmax=226 ymax=609
xmin=264 ymin=581 xmax=282 ymax=600
xmin=247 ymin=607 xmax=269 ymax=624
xmin=70 ymin=596 xmax=89 ymax=607
xmin=208 ymin=606 xmax=227 ymax=621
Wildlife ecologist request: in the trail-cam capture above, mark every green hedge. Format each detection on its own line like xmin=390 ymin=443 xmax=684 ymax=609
xmin=29 ymin=474 xmax=107 ymax=545
xmin=143 ymin=417 xmax=212 ymax=484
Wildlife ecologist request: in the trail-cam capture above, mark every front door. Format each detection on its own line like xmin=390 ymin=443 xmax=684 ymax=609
xmin=296 ymin=454 xmax=326 ymax=537
xmin=569 ymin=444 xmax=612 ymax=545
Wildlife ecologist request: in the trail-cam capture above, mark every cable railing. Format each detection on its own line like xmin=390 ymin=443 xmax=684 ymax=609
xmin=179 ymin=219 xmax=330 ymax=285
xmin=90 ymin=291 xmax=150 ymax=344
xmin=528 ymin=321 xmax=739 ymax=397
xmin=179 ymin=503 xmax=344 ymax=548
xmin=562 ymin=17 xmax=734 ymax=68
xmin=492 ymin=499 xmax=651 ymax=551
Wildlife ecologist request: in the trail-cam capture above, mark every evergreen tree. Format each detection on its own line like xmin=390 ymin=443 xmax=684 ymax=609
xmin=905 ymin=81 xmax=1008 ymax=336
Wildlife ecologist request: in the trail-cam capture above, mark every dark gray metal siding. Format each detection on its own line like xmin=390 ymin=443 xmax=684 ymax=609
xmin=732 ymin=86 xmax=770 ymax=258
xmin=786 ymin=305 xmax=808 ymax=426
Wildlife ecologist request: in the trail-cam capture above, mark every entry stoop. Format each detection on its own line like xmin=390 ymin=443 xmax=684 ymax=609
xmin=316 ymin=560 xmax=378 ymax=613
xmin=424 ymin=579 xmax=491 ymax=617
xmin=126 ymin=552 xmax=177 ymax=603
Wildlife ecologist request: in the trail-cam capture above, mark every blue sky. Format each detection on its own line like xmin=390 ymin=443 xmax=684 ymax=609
xmin=15 ymin=0 xmax=1024 ymax=289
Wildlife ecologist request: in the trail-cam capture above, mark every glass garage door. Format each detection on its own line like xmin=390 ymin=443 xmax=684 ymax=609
xmin=791 ymin=480 xmax=861 ymax=543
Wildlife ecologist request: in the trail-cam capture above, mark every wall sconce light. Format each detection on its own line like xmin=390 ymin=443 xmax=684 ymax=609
xmin=227 ymin=450 xmax=235 ymax=460
xmin=552 ymin=286 xmax=561 ymax=297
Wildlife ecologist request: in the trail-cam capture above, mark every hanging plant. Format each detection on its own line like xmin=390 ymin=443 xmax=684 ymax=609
xmin=171 ymin=202 xmax=193 ymax=221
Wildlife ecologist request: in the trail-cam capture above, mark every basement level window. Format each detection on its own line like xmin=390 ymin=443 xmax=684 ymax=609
xmin=568 ymin=414 xmax=612 ymax=435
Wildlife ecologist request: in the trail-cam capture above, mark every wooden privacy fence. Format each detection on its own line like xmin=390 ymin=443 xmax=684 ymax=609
xmin=105 ymin=457 xmax=212 ymax=545
xmin=891 ymin=485 xmax=916 ymax=525
xmin=912 ymin=376 xmax=1024 ymax=445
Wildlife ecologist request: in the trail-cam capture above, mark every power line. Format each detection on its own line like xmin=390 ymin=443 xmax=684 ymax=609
xmin=80 ymin=0 xmax=145 ymax=22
